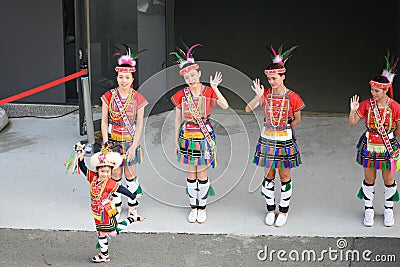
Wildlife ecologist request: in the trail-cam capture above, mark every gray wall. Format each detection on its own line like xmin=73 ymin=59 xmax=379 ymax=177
xmin=0 ymin=0 xmax=65 ymax=104
xmin=137 ymin=0 xmax=167 ymax=116
xmin=174 ymin=0 xmax=398 ymax=112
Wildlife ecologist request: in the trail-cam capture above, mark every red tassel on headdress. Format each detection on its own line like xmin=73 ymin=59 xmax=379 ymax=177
xmin=389 ymin=84 xmax=393 ymax=99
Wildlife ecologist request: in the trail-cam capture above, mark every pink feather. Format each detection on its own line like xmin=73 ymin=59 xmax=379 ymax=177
xmin=186 ymin=43 xmax=203 ymax=60
xmin=390 ymin=57 xmax=399 ymax=72
xmin=270 ymin=45 xmax=277 ymax=57
xmin=112 ymin=52 xmax=121 ymax=58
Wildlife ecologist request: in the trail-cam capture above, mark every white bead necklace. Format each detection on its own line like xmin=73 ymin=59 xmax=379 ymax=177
xmin=268 ymin=88 xmax=287 ymax=128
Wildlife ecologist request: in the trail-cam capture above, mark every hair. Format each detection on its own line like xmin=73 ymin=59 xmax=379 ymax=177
xmin=116 ymin=64 xmax=135 ymax=77
xmin=181 ymin=62 xmax=199 ymax=70
xmin=371 ymin=75 xmax=390 ymax=83
xmin=265 ymin=63 xmax=286 ymax=76
xmin=96 ymin=165 xmax=113 ymax=172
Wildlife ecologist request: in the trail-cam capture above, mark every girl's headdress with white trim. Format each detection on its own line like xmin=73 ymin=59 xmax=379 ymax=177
xmin=112 ymin=44 xmax=147 ymax=73
xmin=169 ymin=43 xmax=203 ymax=76
xmin=369 ymin=50 xmax=399 ymax=98
xmin=264 ymin=43 xmax=298 ymax=75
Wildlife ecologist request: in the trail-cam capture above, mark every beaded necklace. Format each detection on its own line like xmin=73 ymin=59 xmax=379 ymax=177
xmin=268 ymin=88 xmax=287 ymax=128
xmin=108 ymin=88 xmax=134 ymax=121
xmin=186 ymin=85 xmax=205 ymax=121
xmin=372 ymin=98 xmax=391 ymax=133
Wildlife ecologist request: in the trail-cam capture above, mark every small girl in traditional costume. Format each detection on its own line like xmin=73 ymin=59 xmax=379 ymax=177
xmin=76 ymin=146 xmax=144 ymax=263
xmin=245 ymin=43 xmax=305 ymax=227
xmin=169 ymin=44 xmax=229 ymax=223
xmin=101 ymin=45 xmax=148 ymax=220
xmin=349 ymin=52 xmax=400 ymax=227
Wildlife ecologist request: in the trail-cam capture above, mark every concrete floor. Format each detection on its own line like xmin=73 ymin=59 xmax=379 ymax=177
xmin=0 ymin=108 xmax=399 ymax=238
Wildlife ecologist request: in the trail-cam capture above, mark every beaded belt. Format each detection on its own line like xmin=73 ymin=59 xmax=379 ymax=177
xmin=108 ymin=133 xmax=133 ymax=142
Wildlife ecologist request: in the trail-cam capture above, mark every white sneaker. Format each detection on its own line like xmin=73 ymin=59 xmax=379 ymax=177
xmin=188 ymin=208 xmax=198 ymax=223
xmin=275 ymin=213 xmax=288 ymax=227
xmin=384 ymin=209 xmax=394 ymax=227
xmin=363 ymin=209 xmax=374 ymax=227
xmin=197 ymin=209 xmax=207 ymax=223
xmin=265 ymin=212 xmax=276 ymax=226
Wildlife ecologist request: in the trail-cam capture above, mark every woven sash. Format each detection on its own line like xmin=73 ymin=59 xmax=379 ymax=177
xmin=370 ymin=99 xmax=400 ymax=172
xmin=183 ymin=87 xmax=215 ymax=149
xmin=370 ymin=99 xmax=393 ymax=154
xmin=111 ymin=89 xmax=136 ymax=138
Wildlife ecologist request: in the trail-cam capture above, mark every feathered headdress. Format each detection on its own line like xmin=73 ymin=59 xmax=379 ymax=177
xmin=90 ymin=149 xmax=123 ymax=169
xmin=369 ymin=50 xmax=399 ymax=98
xmin=264 ymin=43 xmax=298 ymax=75
xmin=168 ymin=43 xmax=203 ymax=76
xmin=112 ymin=44 xmax=148 ymax=73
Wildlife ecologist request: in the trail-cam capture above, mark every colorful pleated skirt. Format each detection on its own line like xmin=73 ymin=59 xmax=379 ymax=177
xmin=95 ymin=216 xmax=118 ymax=232
xmin=108 ymin=140 xmax=144 ymax=166
xmin=253 ymin=136 xmax=301 ymax=169
xmin=356 ymin=132 xmax=399 ymax=170
xmin=177 ymin=124 xmax=217 ymax=168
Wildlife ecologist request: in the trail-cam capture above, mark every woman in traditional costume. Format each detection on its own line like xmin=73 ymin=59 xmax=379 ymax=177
xmin=349 ymin=52 xmax=400 ymax=227
xmin=101 ymin=45 xmax=148 ymax=220
xmin=169 ymin=44 xmax=229 ymax=223
xmin=246 ymin=43 xmax=305 ymax=227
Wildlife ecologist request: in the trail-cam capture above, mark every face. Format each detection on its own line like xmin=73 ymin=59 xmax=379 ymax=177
xmin=266 ymin=73 xmax=285 ymax=89
xmin=97 ymin=166 xmax=112 ymax=179
xmin=370 ymin=86 xmax=388 ymax=101
xmin=117 ymin=72 xmax=134 ymax=89
xmin=183 ymin=69 xmax=201 ymax=88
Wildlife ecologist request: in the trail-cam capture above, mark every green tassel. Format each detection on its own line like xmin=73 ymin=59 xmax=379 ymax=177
xmin=169 ymin=52 xmax=185 ymax=62
xmin=393 ymin=190 xmax=400 ymax=202
xmin=96 ymin=242 xmax=100 ymax=249
xmin=136 ymin=184 xmax=142 ymax=195
xmin=284 ymin=182 xmax=291 ymax=191
xmin=185 ymin=186 xmax=189 ymax=195
xmin=191 ymin=141 xmax=195 ymax=150
xmin=260 ymin=178 xmax=267 ymax=196
xmin=207 ymin=184 xmax=215 ymax=196
xmin=357 ymin=187 xmax=364 ymax=200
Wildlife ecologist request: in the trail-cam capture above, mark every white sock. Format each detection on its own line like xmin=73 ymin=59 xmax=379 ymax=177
xmin=279 ymin=180 xmax=292 ymax=213
xmin=127 ymin=177 xmax=139 ymax=207
xmin=362 ymin=180 xmax=375 ymax=209
xmin=197 ymin=179 xmax=210 ymax=209
xmin=98 ymin=236 xmax=108 ymax=254
xmin=261 ymin=177 xmax=275 ymax=211
xmin=112 ymin=179 xmax=122 ymax=208
xmin=384 ymin=182 xmax=398 ymax=209
xmin=187 ymin=178 xmax=198 ymax=208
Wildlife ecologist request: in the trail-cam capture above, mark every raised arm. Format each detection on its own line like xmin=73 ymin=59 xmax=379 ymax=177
xmin=210 ymin=71 xmax=229 ymax=109
xmin=245 ymin=79 xmax=264 ymax=112
xmin=348 ymin=95 xmax=361 ymax=127
xmin=77 ymin=151 xmax=88 ymax=176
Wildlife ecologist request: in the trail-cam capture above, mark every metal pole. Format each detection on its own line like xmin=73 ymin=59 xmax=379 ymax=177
xmin=81 ymin=71 xmax=95 ymax=146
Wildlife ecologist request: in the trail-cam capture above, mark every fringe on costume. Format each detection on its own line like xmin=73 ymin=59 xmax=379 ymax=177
xmin=253 ymin=136 xmax=301 ymax=168
xmin=177 ymin=127 xmax=217 ymax=168
xmin=356 ymin=133 xmax=399 ymax=171
xmin=109 ymin=140 xmax=144 ymax=166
